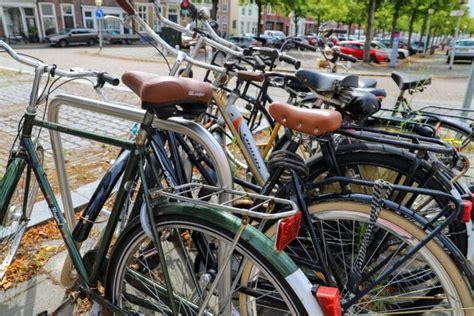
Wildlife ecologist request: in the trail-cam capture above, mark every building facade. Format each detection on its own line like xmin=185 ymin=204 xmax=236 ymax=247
xmin=0 ymin=0 xmax=313 ymax=42
xmin=229 ymin=0 xmax=257 ymax=36
xmin=260 ymin=5 xmax=290 ymax=35
xmin=0 ymin=0 xmax=183 ymax=41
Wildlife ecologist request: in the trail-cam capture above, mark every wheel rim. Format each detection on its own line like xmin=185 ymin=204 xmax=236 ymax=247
xmin=0 ymin=147 xmax=43 ymax=281
xmin=110 ymin=222 xmax=298 ymax=315
xmin=306 ymin=209 xmax=465 ymax=314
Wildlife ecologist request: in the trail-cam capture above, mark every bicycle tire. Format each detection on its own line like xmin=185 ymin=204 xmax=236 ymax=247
xmin=0 ymin=144 xmax=44 ymax=281
xmin=267 ymin=199 xmax=473 ymax=314
xmin=368 ymin=115 xmax=473 ymax=152
xmin=105 ymin=203 xmax=311 ymax=315
xmin=306 ymin=143 xmax=468 ymax=254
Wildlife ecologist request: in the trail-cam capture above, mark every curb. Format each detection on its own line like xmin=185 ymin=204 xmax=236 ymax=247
xmin=27 ymin=179 xmax=99 ymax=229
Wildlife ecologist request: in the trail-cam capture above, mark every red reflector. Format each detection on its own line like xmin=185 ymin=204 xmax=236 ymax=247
xmin=462 ymin=200 xmax=472 ymax=223
xmin=471 ymin=193 xmax=474 ymax=204
xmin=275 ymin=211 xmax=302 ymax=251
xmin=316 ymin=286 xmax=342 ymax=316
xmin=181 ymin=0 xmax=189 ymax=9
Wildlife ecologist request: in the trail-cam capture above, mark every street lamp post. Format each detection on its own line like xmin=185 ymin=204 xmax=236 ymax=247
xmin=448 ymin=0 xmax=466 ymax=70
xmin=95 ymin=0 xmax=103 ymax=50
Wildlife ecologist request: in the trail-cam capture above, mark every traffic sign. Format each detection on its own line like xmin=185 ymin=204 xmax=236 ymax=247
xmin=96 ymin=9 xmax=104 ymax=18
xmin=450 ymin=10 xmax=464 ymax=17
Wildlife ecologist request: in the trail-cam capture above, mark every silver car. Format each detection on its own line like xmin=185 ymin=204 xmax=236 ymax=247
xmin=447 ymin=38 xmax=474 ymax=63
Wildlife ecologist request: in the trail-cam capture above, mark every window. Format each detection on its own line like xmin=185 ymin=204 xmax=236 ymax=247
xmin=24 ymin=8 xmax=37 ymax=34
xmin=241 ymin=7 xmax=245 ymax=15
xmin=40 ymin=3 xmax=57 ymax=35
xmin=137 ymin=5 xmax=148 ymax=29
xmin=84 ymin=11 xmax=94 ymax=29
xmin=240 ymin=21 xmax=244 ymax=33
xmin=61 ymin=4 xmax=75 ymax=30
xmin=222 ymin=0 xmax=228 ymax=12
xmin=168 ymin=7 xmax=178 ymax=23
xmin=248 ymin=7 xmax=252 ymax=16
xmin=246 ymin=21 xmax=250 ymax=33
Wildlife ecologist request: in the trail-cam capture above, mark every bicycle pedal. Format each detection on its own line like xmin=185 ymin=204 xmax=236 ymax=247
xmin=50 ymin=292 xmax=79 ymax=316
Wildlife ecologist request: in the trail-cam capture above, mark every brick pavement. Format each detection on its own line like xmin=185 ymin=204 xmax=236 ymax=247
xmin=0 ymin=70 xmax=140 ymax=174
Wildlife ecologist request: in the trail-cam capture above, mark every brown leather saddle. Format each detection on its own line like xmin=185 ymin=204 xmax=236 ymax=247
xmin=122 ymin=71 xmax=213 ymax=119
xmin=269 ymin=102 xmax=342 ymax=136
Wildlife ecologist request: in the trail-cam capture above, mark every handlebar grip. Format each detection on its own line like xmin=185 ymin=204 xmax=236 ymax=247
xmin=338 ymin=53 xmax=358 ymax=63
xmin=279 ymin=55 xmax=301 ymax=70
xmin=296 ymin=41 xmax=317 ymax=52
xmin=99 ymin=73 xmax=120 ymax=86
xmin=253 ymin=55 xmax=266 ymax=70
xmin=254 ymin=47 xmax=279 ymax=60
xmin=116 ymin=0 xmax=136 ymax=15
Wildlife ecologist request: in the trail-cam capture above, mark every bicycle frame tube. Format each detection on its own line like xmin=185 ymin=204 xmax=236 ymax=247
xmin=0 ymin=157 xmax=27 ymax=221
xmin=212 ymin=90 xmax=269 ymax=185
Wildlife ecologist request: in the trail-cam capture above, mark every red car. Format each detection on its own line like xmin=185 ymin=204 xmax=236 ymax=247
xmin=335 ymin=41 xmax=389 ymax=63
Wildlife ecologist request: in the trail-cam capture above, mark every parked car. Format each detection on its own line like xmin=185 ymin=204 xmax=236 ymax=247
xmin=229 ymin=36 xmax=257 ymax=48
xmin=410 ymin=40 xmax=425 ymax=53
xmin=335 ymin=41 xmax=389 ymax=63
xmin=48 ymin=28 xmax=98 ymax=48
xmin=305 ymin=35 xmax=318 ymax=46
xmin=263 ymin=30 xmax=286 ymax=42
xmin=379 ymin=38 xmax=412 ymax=56
xmin=371 ymin=40 xmax=409 ymax=59
xmin=447 ymin=38 xmax=474 ymax=63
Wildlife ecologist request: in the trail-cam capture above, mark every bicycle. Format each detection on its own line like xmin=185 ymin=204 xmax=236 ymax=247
xmin=104 ymin=0 xmax=473 ymax=260
xmin=0 ymin=40 xmax=324 ymax=315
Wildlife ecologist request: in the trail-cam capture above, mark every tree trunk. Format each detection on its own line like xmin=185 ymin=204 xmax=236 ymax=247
xmin=348 ymin=21 xmax=353 ymax=36
xmin=211 ymin=0 xmax=218 ymax=20
xmin=389 ymin=0 xmax=401 ymax=48
xmin=408 ymin=10 xmax=417 ymax=50
xmin=257 ymin=1 xmax=262 ymax=36
xmin=358 ymin=22 xmax=361 ymax=39
xmin=364 ymin=0 xmax=376 ymax=63
xmin=418 ymin=12 xmax=428 ymax=43
xmin=317 ymin=14 xmax=321 ymax=31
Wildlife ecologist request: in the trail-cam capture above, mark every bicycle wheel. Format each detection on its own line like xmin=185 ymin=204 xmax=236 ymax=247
xmin=269 ymin=199 xmax=473 ymax=314
xmin=0 ymin=144 xmax=44 ymax=281
xmin=306 ymin=143 xmax=468 ymax=254
xmin=105 ymin=203 xmax=309 ymax=315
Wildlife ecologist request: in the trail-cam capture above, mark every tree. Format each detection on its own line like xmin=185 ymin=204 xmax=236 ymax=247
xmin=211 ymin=0 xmax=218 ymax=20
xmin=389 ymin=0 xmax=403 ymax=47
xmin=278 ymin=0 xmax=311 ymax=35
xmin=363 ymin=0 xmax=377 ymax=63
xmin=247 ymin=0 xmax=278 ymax=36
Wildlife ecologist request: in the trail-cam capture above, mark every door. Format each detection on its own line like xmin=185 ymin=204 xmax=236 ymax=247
xmin=3 ymin=7 xmax=24 ymax=37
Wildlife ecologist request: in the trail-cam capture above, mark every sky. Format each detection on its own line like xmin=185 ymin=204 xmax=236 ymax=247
xmin=470 ymin=0 xmax=474 ymax=16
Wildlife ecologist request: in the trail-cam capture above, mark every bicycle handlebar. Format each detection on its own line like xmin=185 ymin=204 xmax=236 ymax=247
xmin=279 ymin=54 xmax=301 ymax=69
xmin=0 ymin=40 xmax=117 ymax=81
xmin=337 ymin=52 xmax=357 ymax=63
xmin=295 ymin=41 xmax=317 ymax=52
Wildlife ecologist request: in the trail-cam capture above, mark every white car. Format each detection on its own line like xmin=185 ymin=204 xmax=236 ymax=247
xmin=371 ymin=40 xmax=409 ymax=59
xmin=447 ymin=38 xmax=474 ymax=63
xmin=263 ymin=30 xmax=286 ymax=41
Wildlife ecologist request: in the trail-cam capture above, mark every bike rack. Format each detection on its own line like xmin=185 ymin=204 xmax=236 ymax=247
xmin=47 ymin=93 xmax=232 ymax=230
